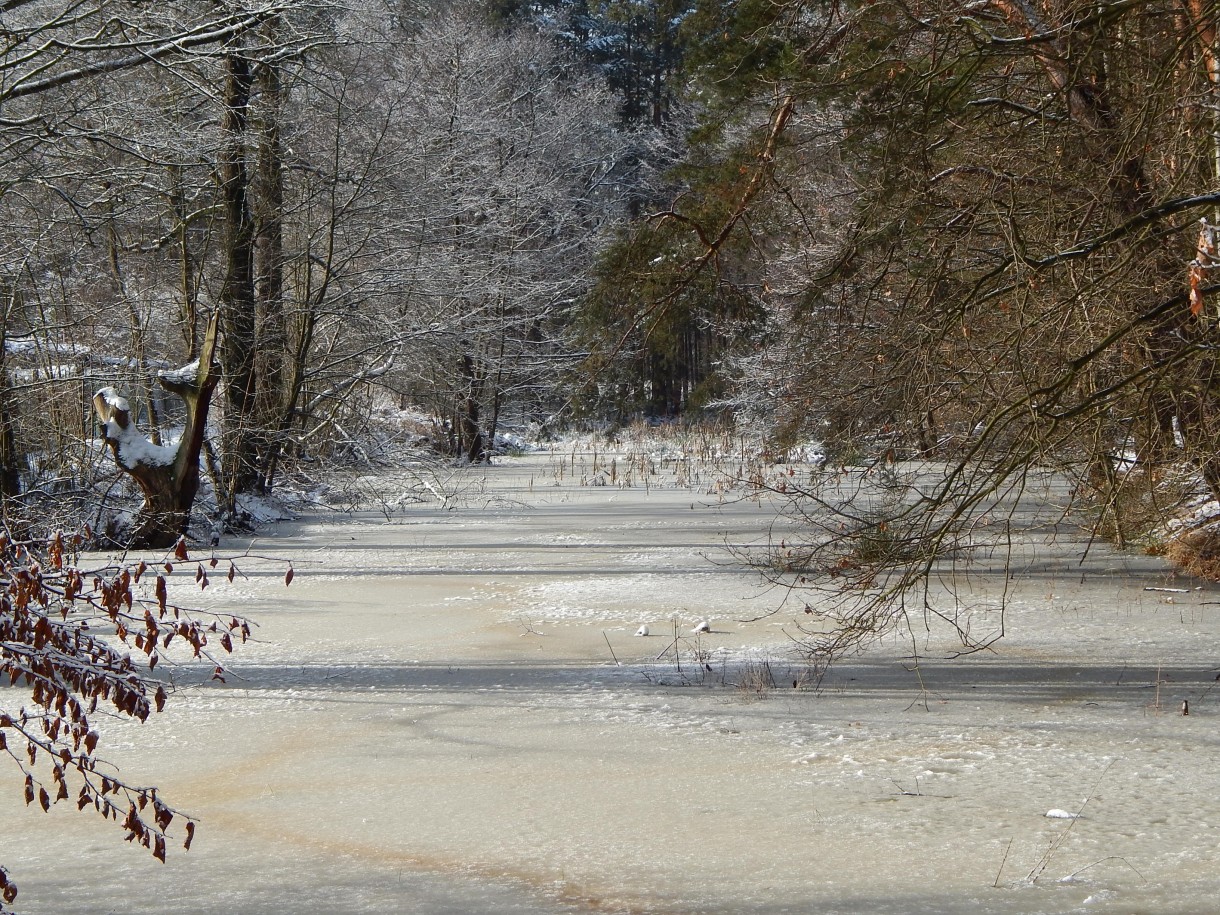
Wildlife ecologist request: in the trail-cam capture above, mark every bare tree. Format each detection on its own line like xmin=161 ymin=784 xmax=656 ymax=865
xmin=0 ymin=1 xmax=327 ymax=531
xmin=379 ymin=12 xmax=639 ymax=459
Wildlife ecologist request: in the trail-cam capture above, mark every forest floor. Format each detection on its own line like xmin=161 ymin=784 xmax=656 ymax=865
xmin=3 ymin=444 xmax=1220 ymax=914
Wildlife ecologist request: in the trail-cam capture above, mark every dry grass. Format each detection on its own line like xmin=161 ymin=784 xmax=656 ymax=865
xmin=1165 ymin=527 xmax=1220 ymax=580
xmin=735 ymin=658 xmax=777 ymax=697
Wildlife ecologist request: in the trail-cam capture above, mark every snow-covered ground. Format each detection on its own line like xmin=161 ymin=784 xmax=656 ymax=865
xmin=4 ymin=449 xmax=1220 ymax=914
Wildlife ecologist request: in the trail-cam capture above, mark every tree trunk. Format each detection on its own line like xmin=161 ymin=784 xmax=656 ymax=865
xmin=107 ymin=221 xmax=161 ymax=446
xmin=0 ymin=371 xmax=20 ymax=501
xmin=167 ymin=163 xmax=200 ymax=361
xmin=459 ymin=352 xmax=486 ymax=463
xmin=254 ymin=57 xmax=287 ymax=490
xmin=95 ymin=315 xmax=221 ymax=549
xmin=0 ymin=297 xmax=21 ymax=501
xmin=218 ymin=49 xmax=260 ymax=511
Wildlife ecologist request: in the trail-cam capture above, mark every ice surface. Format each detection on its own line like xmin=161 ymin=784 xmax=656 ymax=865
xmin=4 ymin=453 xmax=1220 ymax=913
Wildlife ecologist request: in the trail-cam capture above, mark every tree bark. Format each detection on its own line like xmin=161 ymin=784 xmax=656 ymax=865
xmin=167 ymin=163 xmax=201 ymax=361
xmin=218 ymin=49 xmax=260 ymax=511
xmin=458 ymin=351 xmax=487 ymax=463
xmin=0 ymin=295 xmax=21 ymax=501
xmin=254 ymin=56 xmax=287 ymax=489
xmin=107 ymin=221 xmax=162 ymax=446
xmin=0 ymin=371 xmax=20 ymax=502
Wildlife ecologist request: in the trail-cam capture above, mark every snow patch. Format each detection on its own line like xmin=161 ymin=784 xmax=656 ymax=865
xmin=97 ymin=387 xmax=177 ymax=468
xmin=158 ymin=359 xmax=201 ymax=386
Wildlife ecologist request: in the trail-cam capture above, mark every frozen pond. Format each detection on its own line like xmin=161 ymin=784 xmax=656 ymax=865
xmin=4 ymin=451 xmax=1220 ymax=913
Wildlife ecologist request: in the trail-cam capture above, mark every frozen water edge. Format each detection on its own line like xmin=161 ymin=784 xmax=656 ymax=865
xmin=5 ymin=453 xmax=1220 ymax=914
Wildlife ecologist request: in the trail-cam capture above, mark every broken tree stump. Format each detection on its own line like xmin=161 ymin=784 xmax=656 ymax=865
xmin=95 ymin=314 xmax=220 ymax=548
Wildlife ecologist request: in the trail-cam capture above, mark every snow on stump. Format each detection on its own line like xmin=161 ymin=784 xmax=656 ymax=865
xmin=95 ymin=315 xmax=220 ymax=549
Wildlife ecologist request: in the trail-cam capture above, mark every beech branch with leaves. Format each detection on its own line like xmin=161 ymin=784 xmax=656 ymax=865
xmin=0 ymin=530 xmax=292 ymax=912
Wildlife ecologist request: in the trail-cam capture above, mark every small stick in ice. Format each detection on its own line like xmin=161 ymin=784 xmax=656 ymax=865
xmin=602 ymin=631 xmax=621 ymax=666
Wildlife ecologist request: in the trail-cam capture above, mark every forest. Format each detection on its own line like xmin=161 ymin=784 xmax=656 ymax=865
xmin=3 ymin=0 xmax=1220 ymax=549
